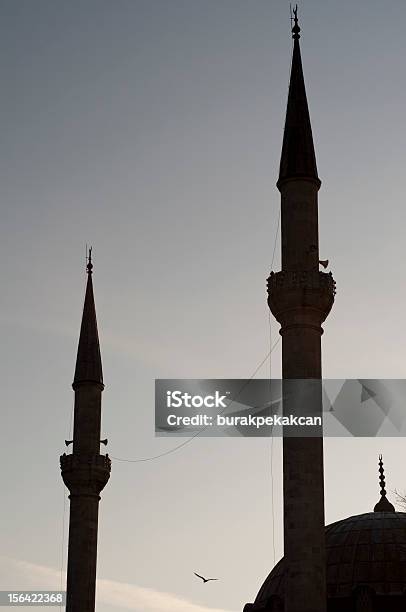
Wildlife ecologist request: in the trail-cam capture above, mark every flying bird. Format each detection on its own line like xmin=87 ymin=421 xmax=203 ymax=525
xmin=194 ymin=572 xmax=218 ymax=584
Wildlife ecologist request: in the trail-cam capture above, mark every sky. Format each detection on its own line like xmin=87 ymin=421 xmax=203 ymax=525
xmin=2 ymin=0 xmax=406 ymax=610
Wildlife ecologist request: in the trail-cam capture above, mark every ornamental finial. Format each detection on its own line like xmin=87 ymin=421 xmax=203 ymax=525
xmin=378 ymin=454 xmax=386 ymax=496
xmin=87 ymin=246 xmax=93 ymax=275
xmin=374 ymin=454 xmax=395 ymax=512
xmin=291 ymin=4 xmax=300 ymax=40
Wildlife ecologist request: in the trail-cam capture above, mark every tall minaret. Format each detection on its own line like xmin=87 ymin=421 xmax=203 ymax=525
xmin=60 ymin=249 xmax=111 ymax=612
xmin=267 ymin=8 xmax=335 ymax=612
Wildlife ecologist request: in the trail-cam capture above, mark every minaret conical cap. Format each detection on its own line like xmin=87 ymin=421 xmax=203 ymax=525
xmin=73 ymin=249 xmax=104 ymax=388
xmin=277 ymin=7 xmax=320 ymax=189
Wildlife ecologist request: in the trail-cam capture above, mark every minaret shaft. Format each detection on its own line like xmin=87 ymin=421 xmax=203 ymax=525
xmin=281 ymin=316 xmax=326 ymax=612
xmin=62 ymin=385 xmax=110 ymax=612
xmin=267 ymin=11 xmax=335 ymax=612
xmin=281 ymin=180 xmax=319 ymax=271
xmin=72 ymin=386 xmax=103 ymax=456
xmin=60 ymin=254 xmax=110 ymax=612
xmin=65 ymin=494 xmax=100 ymax=611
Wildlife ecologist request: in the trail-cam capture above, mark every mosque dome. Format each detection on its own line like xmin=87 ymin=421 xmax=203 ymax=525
xmin=244 ymin=458 xmax=406 ymax=611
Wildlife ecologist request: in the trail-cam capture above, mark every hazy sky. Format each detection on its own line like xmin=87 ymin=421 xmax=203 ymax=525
xmin=2 ymin=1 xmax=406 ymax=611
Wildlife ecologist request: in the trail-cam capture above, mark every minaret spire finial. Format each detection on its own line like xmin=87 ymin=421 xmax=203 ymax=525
xmin=87 ymin=246 xmax=93 ymax=275
xmin=291 ymin=4 xmax=300 ymax=40
xmin=374 ymin=454 xmax=395 ymax=512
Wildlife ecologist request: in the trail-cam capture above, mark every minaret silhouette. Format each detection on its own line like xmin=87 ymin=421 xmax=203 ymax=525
xmin=267 ymin=8 xmax=335 ymax=612
xmin=60 ymin=249 xmax=111 ymax=612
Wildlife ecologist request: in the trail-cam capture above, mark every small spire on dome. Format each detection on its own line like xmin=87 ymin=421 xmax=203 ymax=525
xmin=374 ymin=454 xmax=395 ymax=512
xmin=291 ymin=4 xmax=300 ymax=40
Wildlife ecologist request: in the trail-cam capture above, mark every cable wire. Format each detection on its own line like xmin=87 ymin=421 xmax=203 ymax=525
xmin=111 ymin=338 xmax=280 ymax=463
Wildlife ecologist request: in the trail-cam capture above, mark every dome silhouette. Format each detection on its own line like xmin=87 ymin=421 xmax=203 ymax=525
xmin=244 ymin=510 xmax=406 ymax=611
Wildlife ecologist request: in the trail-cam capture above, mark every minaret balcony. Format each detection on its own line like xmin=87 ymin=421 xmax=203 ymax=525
xmin=60 ymin=453 xmax=111 ymax=496
xmin=267 ymin=270 xmax=336 ymax=328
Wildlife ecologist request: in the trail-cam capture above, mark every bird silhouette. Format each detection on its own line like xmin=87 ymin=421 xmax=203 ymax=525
xmin=194 ymin=572 xmax=218 ymax=584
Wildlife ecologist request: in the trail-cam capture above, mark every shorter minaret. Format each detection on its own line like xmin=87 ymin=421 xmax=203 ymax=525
xmin=374 ymin=455 xmax=395 ymax=512
xmin=60 ymin=250 xmax=111 ymax=612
